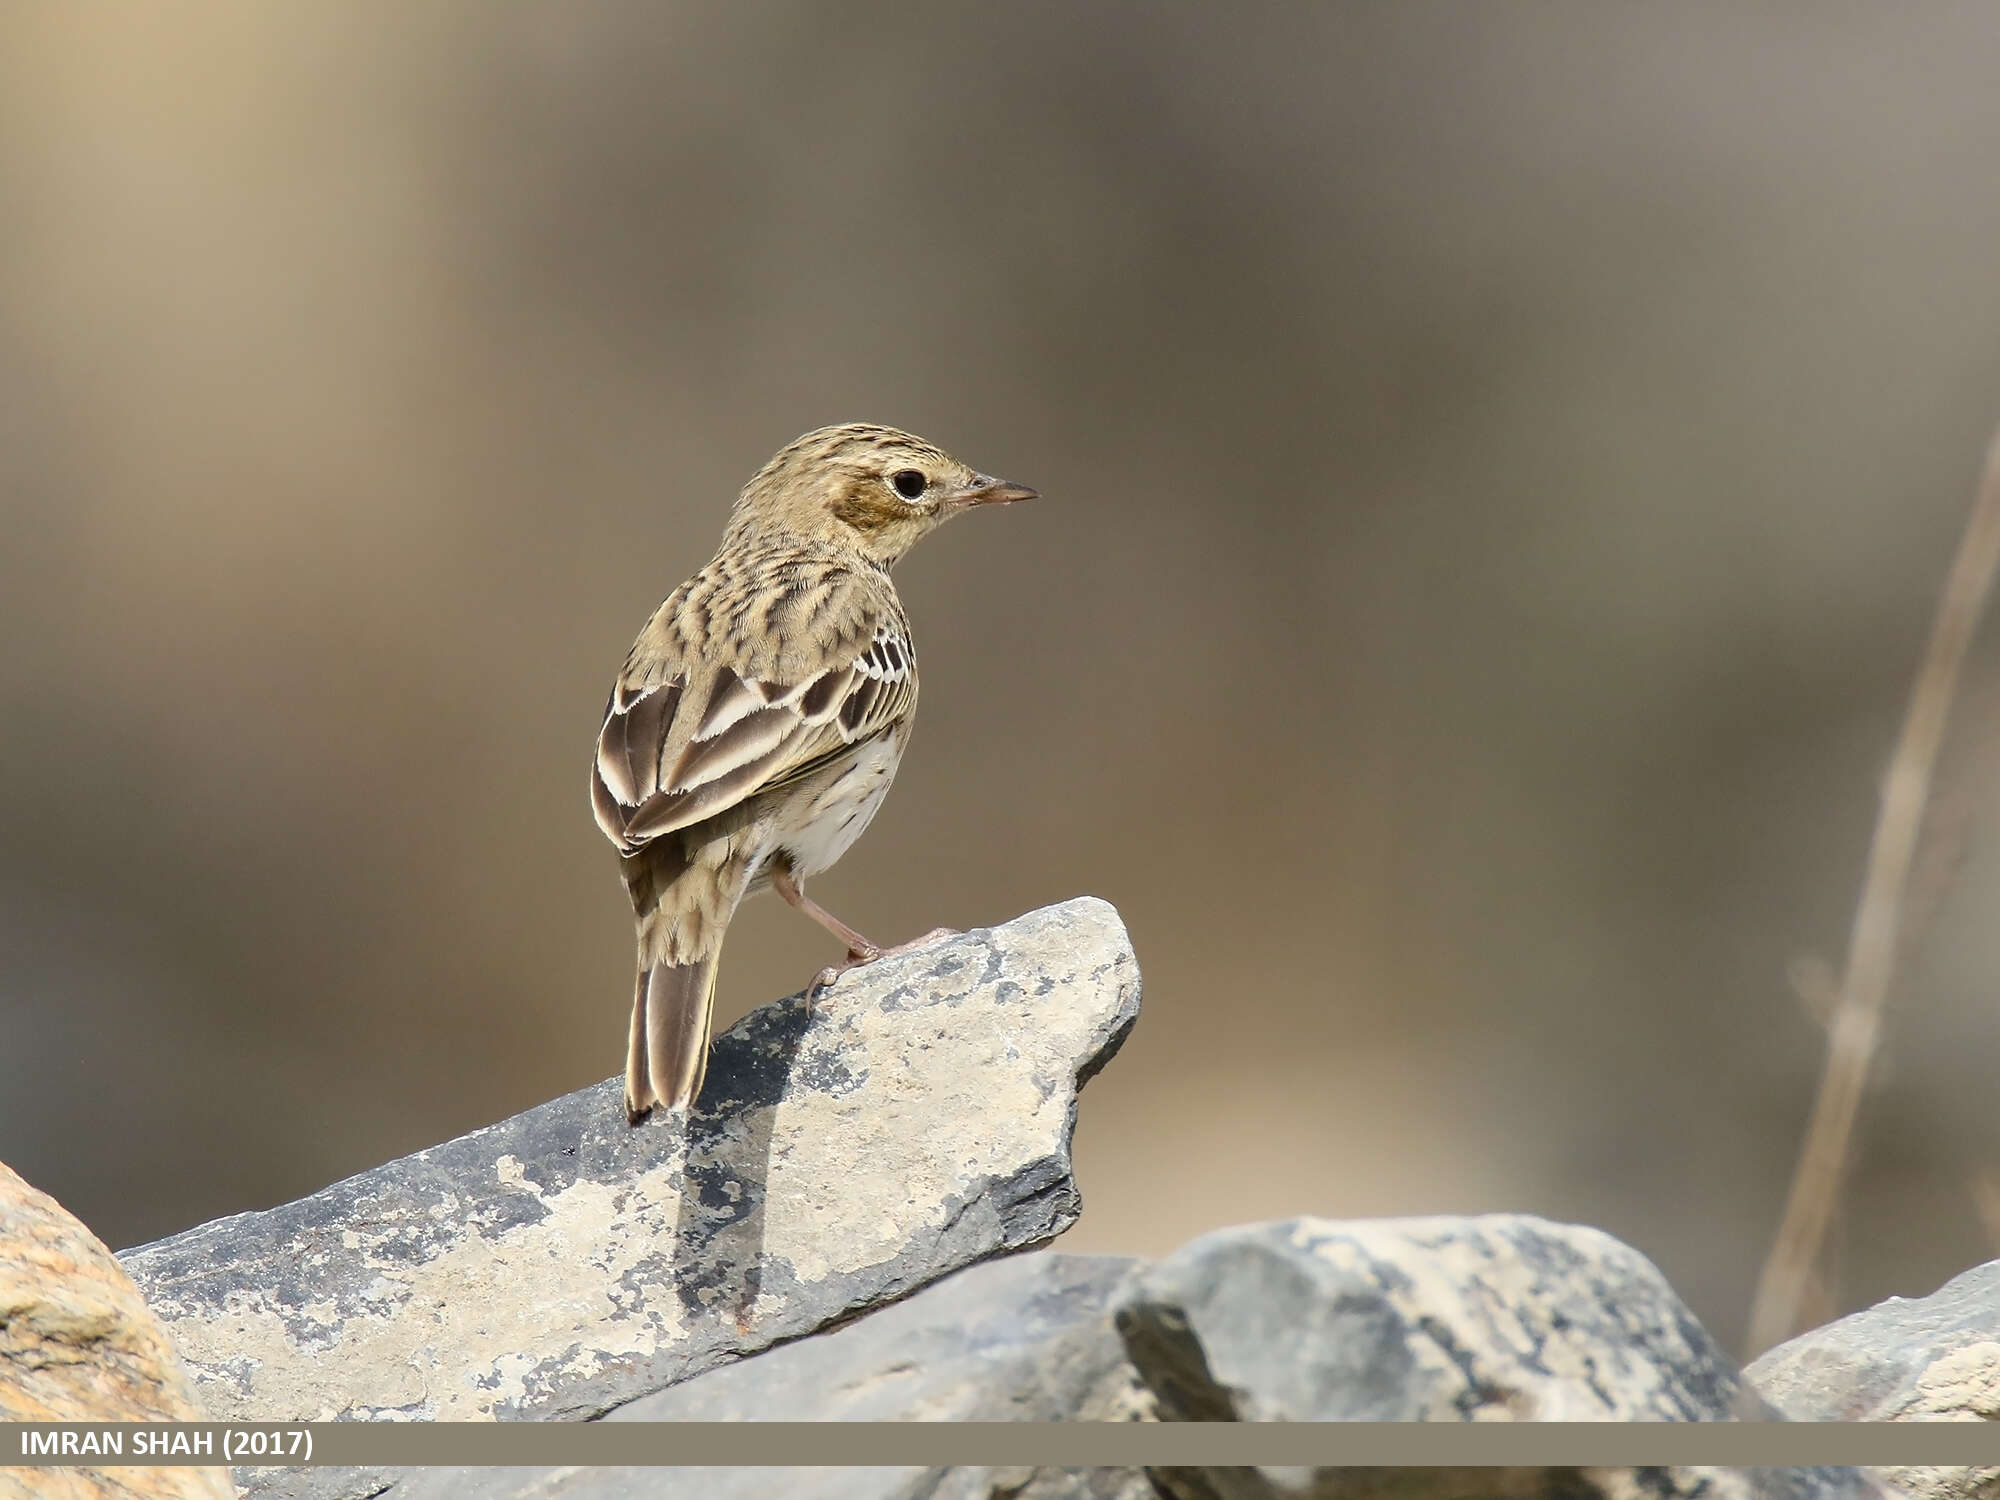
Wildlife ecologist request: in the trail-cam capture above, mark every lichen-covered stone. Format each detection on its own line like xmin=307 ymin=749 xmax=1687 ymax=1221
xmin=0 ymin=1160 xmax=233 ymax=1500
xmin=118 ymin=897 xmax=1140 ymax=1431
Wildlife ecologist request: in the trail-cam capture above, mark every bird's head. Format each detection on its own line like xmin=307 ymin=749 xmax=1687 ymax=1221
xmin=726 ymin=423 xmax=1037 ymax=565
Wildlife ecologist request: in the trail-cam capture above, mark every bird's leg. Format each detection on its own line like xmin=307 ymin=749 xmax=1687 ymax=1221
xmin=770 ymin=865 xmax=959 ymax=1005
xmin=771 ymin=863 xmax=880 ymax=960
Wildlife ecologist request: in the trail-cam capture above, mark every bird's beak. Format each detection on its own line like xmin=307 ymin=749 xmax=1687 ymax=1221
xmin=951 ymin=475 xmax=1040 ymax=509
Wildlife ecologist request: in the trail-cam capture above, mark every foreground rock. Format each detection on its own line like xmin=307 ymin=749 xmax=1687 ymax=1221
xmin=1114 ymin=1216 xmax=1871 ymax=1500
xmin=1167 ymin=1477 xmax=1872 ymax=1500
xmin=1748 ymin=1257 xmax=2000 ymax=1500
xmin=389 ymin=1253 xmax=1157 ymax=1500
xmin=119 ymin=896 xmax=1141 ymax=1431
xmin=0 ymin=1161 xmax=233 ymax=1500
xmin=1117 ymin=1216 xmax=1758 ymax=1423
xmin=362 ymin=1218 xmax=1872 ymax=1500
xmin=612 ymin=1251 xmax=1152 ymax=1422
xmin=380 ymin=1471 xmax=1148 ymax=1500
xmin=341 ymin=1474 xmax=1871 ymax=1500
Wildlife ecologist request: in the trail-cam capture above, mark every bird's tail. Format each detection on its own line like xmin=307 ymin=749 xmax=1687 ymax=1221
xmin=625 ymin=950 xmax=720 ymax=1125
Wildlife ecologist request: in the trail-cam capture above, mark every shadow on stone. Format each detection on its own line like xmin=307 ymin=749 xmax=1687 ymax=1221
xmin=670 ymin=990 xmax=810 ymax=1336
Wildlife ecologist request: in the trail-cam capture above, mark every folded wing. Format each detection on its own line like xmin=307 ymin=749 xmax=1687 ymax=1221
xmin=592 ymin=617 xmax=914 ymax=854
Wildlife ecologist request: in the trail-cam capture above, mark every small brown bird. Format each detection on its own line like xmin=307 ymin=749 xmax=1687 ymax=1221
xmin=590 ymin=423 xmax=1038 ymax=1124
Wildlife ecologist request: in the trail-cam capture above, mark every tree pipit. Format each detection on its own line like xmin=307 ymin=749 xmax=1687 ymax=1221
xmin=590 ymin=424 xmax=1037 ymax=1124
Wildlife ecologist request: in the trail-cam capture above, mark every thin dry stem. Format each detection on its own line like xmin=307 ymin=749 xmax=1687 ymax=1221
xmin=1972 ymin=1170 xmax=2000 ymax=1256
xmin=1745 ymin=426 xmax=2000 ymax=1359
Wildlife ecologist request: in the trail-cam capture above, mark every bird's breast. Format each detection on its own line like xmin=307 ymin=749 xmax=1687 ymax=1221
xmin=773 ymin=731 xmax=907 ymax=879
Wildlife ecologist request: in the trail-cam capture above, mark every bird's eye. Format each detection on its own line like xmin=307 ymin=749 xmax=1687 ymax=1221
xmin=890 ymin=469 xmax=927 ymax=501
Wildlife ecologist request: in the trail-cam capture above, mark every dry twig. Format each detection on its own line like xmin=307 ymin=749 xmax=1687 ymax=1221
xmin=1745 ymin=426 xmax=2000 ymax=1358
xmin=1972 ymin=1169 xmax=2000 ymax=1256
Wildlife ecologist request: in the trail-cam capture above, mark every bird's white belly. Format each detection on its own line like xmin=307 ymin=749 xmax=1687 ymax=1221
xmin=777 ymin=734 xmax=903 ymax=878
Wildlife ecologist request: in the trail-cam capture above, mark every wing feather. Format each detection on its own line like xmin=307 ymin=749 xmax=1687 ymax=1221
xmin=592 ymin=592 xmax=915 ymax=855
xmin=623 ymin=734 xmax=811 ymax=844
xmin=799 ymin=663 xmax=854 ymax=721
xmin=666 ymin=702 xmax=800 ymax=792
xmin=595 ymin=680 xmax=681 ymax=810
xmin=694 ymin=670 xmax=768 ymax=740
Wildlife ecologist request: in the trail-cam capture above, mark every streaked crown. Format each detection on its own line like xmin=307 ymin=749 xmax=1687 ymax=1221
xmin=723 ymin=423 xmax=1036 ymax=565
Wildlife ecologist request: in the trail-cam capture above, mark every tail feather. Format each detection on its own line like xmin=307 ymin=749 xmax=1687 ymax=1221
xmin=624 ymin=967 xmax=652 ymax=1124
xmin=624 ymin=953 xmax=719 ymax=1125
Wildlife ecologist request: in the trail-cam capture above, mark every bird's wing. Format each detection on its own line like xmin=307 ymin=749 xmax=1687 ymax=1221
xmin=592 ymin=589 xmax=915 ymax=854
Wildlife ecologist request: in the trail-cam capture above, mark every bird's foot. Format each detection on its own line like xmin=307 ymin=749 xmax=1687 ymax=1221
xmin=802 ymin=927 xmax=963 ymax=1010
xmin=882 ymin=926 xmax=960 ymax=956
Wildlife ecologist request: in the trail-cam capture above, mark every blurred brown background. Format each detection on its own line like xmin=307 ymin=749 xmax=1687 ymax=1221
xmin=5 ymin=2 xmax=2000 ymax=1354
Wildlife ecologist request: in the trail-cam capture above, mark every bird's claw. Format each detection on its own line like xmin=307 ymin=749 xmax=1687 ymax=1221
xmin=802 ymin=965 xmax=842 ymax=1014
xmin=801 ymin=927 xmax=963 ymax=1013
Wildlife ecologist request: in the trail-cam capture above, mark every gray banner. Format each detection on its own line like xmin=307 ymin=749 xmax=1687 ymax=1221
xmin=5 ymin=1422 xmax=2000 ymax=1468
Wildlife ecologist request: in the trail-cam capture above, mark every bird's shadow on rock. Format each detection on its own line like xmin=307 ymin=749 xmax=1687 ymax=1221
xmin=668 ymin=991 xmax=812 ymax=1336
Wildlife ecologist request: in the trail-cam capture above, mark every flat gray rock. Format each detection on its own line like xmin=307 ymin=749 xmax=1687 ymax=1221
xmin=608 ymin=1249 xmax=1150 ymax=1421
xmin=119 ymin=897 xmax=1140 ymax=1433
xmin=922 ymin=1474 xmax=1157 ymax=1500
xmin=1747 ymin=1257 xmax=2000 ymax=1500
xmin=367 ymin=1470 xmax=1152 ymax=1500
xmin=366 ymin=1471 xmax=930 ymax=1500
xmin=380 ymin=1253 xmax=1156 ymax=1500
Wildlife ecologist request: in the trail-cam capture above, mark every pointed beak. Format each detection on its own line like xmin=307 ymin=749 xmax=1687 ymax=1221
xmin=951 ymin=474 xmax=1040 ymax=509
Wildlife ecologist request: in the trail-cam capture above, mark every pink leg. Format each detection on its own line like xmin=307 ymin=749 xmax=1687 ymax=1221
xmin=770 ymin=865 xmax=958 ymax=1004
xmin=771 ymin=863 xmax=881 ymax=958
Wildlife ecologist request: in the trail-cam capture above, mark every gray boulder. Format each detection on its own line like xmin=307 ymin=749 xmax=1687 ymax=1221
xmin=118 ymin=896 xmax=1140 ymax=1436
xmin=1153 ymin=1476 xmax=1869 ymax=1500
xmin=1114 ymin=1216 xmax=1754 ymax=1423
xmin=1112 ymin=1216 xmax=1873 ymax=1500
xmin=1747 ymin=1257 xmax=2000 ymax=1500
